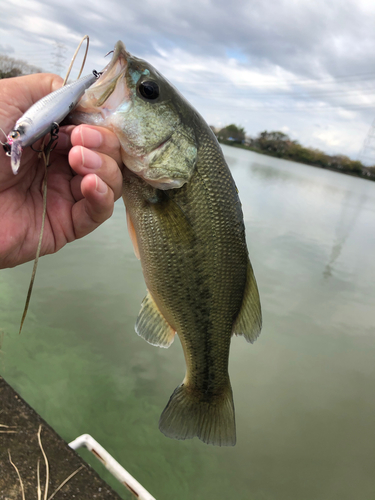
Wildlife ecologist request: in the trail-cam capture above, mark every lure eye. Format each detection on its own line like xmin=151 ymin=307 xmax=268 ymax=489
xmin=10 ymin=130 xmax=20 ymax=140
xmin=138 ymin=81 xmax=160 ymax=100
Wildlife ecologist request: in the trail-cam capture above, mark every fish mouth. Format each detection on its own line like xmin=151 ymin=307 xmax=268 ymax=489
xmin=76 ymin=41 xmax=131 ymax=114
xmin=102 ymin=41 xmax=130 ymax=75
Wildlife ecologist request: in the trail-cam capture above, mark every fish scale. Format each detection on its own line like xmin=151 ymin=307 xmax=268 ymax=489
xmin=122 ymin=129 xmax=250 ymax=443
xmin=72 ymin=40 xmax=262 ymax=446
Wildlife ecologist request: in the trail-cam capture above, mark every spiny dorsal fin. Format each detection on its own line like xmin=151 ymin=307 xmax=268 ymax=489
xmin=135 ymin=291 xmax=175 ymax=348
xmin=232 ymin=259 xmax=262 ymax=343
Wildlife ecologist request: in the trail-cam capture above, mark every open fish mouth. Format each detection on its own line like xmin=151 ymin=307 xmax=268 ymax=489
xmin=77 ymin=41 xmax=131 ymax=115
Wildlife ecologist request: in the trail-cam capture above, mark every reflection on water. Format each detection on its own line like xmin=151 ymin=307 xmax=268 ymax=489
xmin=323 ymin=189 xmax=367 ymax=279
xmin=1 ymin=145 xmax=375 ymax=500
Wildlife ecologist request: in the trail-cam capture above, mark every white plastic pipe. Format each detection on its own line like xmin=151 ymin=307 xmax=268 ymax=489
xmin=69 ymin=433 xmax=156 ymax=500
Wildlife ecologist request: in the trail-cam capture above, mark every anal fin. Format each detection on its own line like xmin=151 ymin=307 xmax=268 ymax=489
xmin=135 ymin=291 xmax=175 ymax=348
xmin=232 ymin=259 xmax=262 ymax=343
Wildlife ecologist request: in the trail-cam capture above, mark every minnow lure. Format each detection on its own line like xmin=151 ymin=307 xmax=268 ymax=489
xmin=3 ymin=72 xmax=99 ymax=174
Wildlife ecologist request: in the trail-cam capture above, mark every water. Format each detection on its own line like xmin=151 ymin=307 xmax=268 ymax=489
xmin=1 ymin=145 xmax=375 ymax=500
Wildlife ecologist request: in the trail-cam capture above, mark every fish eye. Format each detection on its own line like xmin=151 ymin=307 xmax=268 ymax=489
xmin=138 ymin=81 xmax=160 ymax=100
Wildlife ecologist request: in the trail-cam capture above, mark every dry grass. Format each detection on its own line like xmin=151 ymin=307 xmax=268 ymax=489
xmin=7 ymin=425 xmax=84 ymax=499
xmin=8 ymin=449 xmax=26 ymax=500
xmin=0 ymin=423 xmax=17 ymax=433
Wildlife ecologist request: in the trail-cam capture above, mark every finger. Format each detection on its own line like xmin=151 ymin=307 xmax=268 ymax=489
xmin=70 ymin=174 xmax=84 ymax=201
xmin=2 ymin=74 xmax=63 ymax=121
xmin=71 ymin=125 xmax=123 ymax=168
xmin=0 ymin=74 xmax=63 ymax=186
xmin=68 ymin=145 xmax=123 ymax=201
xmin=27 ymin=73 xmax=63 ymax=104
xmin=71 ymin=173 xmax=114 ymax=239
xmin=54 ymin=125 xmax=75 ymax=152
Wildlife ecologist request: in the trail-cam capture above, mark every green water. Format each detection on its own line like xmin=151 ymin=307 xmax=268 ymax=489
xmin=1 ymin=145 xmax=375 ymax=499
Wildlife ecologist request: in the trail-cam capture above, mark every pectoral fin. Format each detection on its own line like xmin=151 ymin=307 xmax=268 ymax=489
xmin=136 ymin=291 xmax=175 ymax=348
xmin=150 ymin=192 xmax=195 ymax=246
xmin=232 ymin=260 xmax=262 ymax=343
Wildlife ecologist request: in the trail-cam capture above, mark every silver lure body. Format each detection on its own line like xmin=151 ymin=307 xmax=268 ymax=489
xmin=6 ymin=73 xmax=97 ymax=174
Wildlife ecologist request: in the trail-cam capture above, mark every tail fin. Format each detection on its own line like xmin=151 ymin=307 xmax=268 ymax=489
xmin=159 ymin=382 xmax=236 ymax=446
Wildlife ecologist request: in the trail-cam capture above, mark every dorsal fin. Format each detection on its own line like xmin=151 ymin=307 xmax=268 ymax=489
xmin=232 ymin=260 xmax=262 ymax=343
xmin=136 ymin=291 xmax=176 ymax=348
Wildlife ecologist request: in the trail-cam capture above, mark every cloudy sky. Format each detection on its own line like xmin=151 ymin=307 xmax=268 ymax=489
xmin=1 ymin=0 xmax=375 ymax=162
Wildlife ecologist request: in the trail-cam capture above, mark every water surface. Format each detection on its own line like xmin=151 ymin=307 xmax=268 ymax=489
xmin=1 ymin=146 xmax=375 ymax=499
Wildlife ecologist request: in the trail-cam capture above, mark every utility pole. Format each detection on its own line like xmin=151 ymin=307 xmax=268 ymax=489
xmin=358 ymin=118 xmax=375 ymax=166
xmin=51 ymin=42 xmax=67 ymax=76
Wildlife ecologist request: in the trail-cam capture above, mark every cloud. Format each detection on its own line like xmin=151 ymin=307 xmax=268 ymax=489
xmin=0 ymin=44 xmax=15 ymax=55
xmin=1 ymin=0 xmax=375 ymax=160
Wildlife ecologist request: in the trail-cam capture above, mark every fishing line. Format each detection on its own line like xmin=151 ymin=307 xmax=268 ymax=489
xmin=0 ymin=128 xmax=12 ymax=158
xmin=19 ymin=36 xmax=90 ymax=334
xmin=0 ymin=127 xmax=8 ymax=146
xmin=19 ymin=129 xmax=58 ymax=334
xmin=63 ymin=35 xmax=90 ymax=85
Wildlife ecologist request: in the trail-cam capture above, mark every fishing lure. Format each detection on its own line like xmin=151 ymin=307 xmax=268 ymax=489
xmin=3 ymin=71 xmax=99 ymax=174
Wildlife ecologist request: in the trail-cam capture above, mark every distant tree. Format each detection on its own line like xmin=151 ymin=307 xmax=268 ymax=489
xmin=255 ymin=130 xmax=291 ymax=156
xmin=217 ymin=124 xmax=246 ymax=143
xmin=284 ymin=142 xmax=313 ymax=164
xmin=215 ymin=126 xmax=369 ymax=180
xmin=308 ymin=148 xmax=330 ymax=168
xmin=0 ymin=55 xmax=42 ymax=79
xmin=328 ymin=155 xmax=363 ymax=174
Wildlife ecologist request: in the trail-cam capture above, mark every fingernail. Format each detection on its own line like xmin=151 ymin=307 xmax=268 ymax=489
xmin=80 ymin=147 xmax=102 ymax=170
xmin=95 ymin=176 xmax=108 ymax=194
xmin=79 ymin=127 xmax=103 ymax=148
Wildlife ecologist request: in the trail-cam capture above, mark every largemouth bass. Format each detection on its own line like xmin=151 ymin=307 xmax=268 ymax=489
xmin=73 ymin=41 xmax=262 ymax=446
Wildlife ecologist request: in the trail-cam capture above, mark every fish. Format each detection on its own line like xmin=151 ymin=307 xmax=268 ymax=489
xmin=4 ymin=72 xmax=98 ymax=174
xmin=72 ymin=41 xmax=262 ymax=446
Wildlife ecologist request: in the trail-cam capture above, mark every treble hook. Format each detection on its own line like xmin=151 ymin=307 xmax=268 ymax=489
xmin=45 ymin=122 xmax=59 ymax=152
xmin=30 ymin=122 xmax=60 ymax=154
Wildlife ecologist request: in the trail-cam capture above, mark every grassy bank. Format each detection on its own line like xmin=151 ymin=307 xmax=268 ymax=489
xmin=217 ymin=136 xmax=375 ymax=182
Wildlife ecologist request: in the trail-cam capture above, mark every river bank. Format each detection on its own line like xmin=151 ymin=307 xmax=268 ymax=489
xmin=0 ymin=376 xmax=121 ymax=499
xmin=217 ymin=138 xmax=375 ymax=181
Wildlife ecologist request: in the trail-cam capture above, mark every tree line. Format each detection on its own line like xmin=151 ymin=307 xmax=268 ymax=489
xmin=1 ymin=59 xmax=374 ymax=181
xmin=0 ymin=55 xmax=41 ymax=79
xmin=212 ymin=124 xmax=375 ymax=181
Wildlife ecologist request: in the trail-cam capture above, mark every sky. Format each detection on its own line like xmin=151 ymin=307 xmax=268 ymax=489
xmin=1 ymin=0 xmax=375 ymax=162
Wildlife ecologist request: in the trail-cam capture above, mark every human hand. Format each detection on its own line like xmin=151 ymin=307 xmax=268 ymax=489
xmin=0 ymin=73 xmax=123 ymax=269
